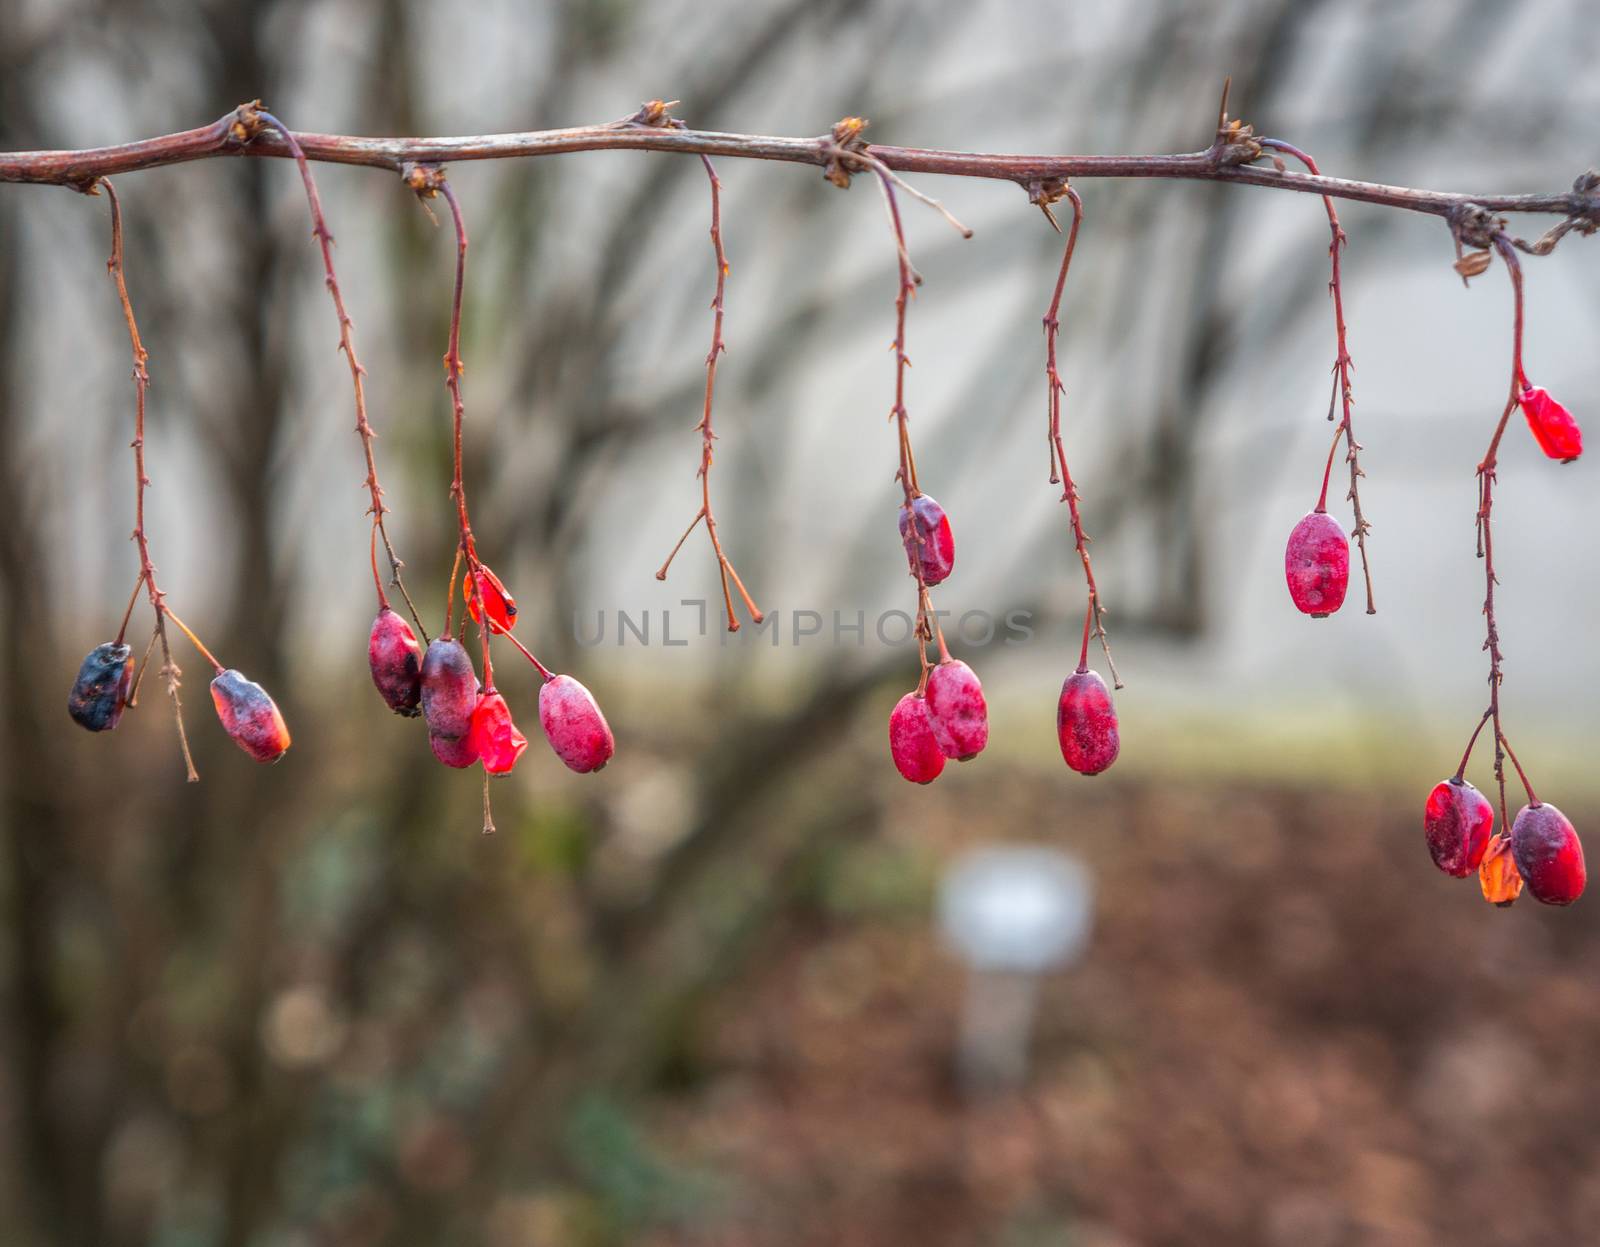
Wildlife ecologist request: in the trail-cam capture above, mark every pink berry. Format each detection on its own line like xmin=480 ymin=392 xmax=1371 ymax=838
xmin=468 ymin=691 xmax=528 ymax=776
xmin=1519 ymin=385 xmax=1582 ymax=463
xmin=368 ymin=608 xmax=423 ymax=717
xmin=209 ymin=669 xmax=291 ymax=764
xmin=898 ymin=494 xmax=955 ymax=586
xmin=1511 ymin=802 xmax=1585 ymax=906
xmin=420 ymin=638 xmax=477 ymax=740
xmin=538 ymin=674 xmax=614 ymax=773
xmin=1284 ymin=511 xmax=1349 ymax=618
xmin=889 ymin=692 xmax=946 ymax=784
xmin=1422 ymin=777 xmax=1494 ymax=878
xmin=1057 ymin=669 xmax=1119 ymax=776
xmin=924 ymin=659 xmax=988 ymax=761
xmin=429 ymin=730 xmax=479 ymax=769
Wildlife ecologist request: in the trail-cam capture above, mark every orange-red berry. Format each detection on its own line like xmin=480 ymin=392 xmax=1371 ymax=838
xmin=465 ymin=564 xmax=517 ymax=634
xmin=1519 ymin=384 xmax=1582 ymax=463
xmin=468 ymin=691 xmax=528 ymax=776
xmin=209 ymin=669 xmax=290 ymax=763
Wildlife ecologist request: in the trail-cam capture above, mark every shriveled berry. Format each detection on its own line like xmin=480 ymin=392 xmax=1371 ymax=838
xmin=538 ymin=674 xmax=614 ymax=773
xmin=889 ymin=692 xmax=945 ymax=784
xmin=1519 ymin=385 xmax=1582 ymax=463
xmin=1511 ymin=802 xmax=1585 ymax=906
xmin=1423 ymin=777 xmax=1494 ymax=878
xmin=429 ymin=730 xmax=478 ymax=769
xmin=68 ymin=641 xmax=134 ymax=732
xmin=368 ymin=608 xmax=422 ymax=716
xmin=925 ymin=659 xmax=988 ymax=761
xmin=1284 ymin=511 xmax=1349 ymax=617
xmin=465 ymin=564 xmax=517 ymax=634
xmin=898 ymin=494 xmax=955 ymax=586
xmin=468 ymin=691 xmax=528 ymax=776
xmin=1479 ymin=834 xmax=1523 ymax=907
xmin=209 ymin=669 xmax=290 ymax=763
xmin=420 ymin=638 xmax=477 ymax=740
xmin=1058 ymin=668 xmax=1119 ymax=775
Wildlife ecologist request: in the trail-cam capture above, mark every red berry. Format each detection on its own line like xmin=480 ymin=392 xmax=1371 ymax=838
xmin=465 ymin=564 xmax=517 ymax=634
xmin=368 ymin=608 xmax=422 ymax=717
xmin=889 ymin=692 xmax=946 ymax=784
xmin=429 ymin=730 xmax=479 ymax=769
xmin=1519 ymin=385 xmax=1582 ymax=463
xmin=68 ymin=641 xmax=135 ymax=732
xmin=925 ymin=659 xmax=988 ymax=761
xmin=538 ymin=674 xmax=614 ymax=773
xmin=1284 ymin=511 xmax=1349 ymax=617
xmin=420 ymin=638 xmax=478 ymax=740
xmin=209 ymin=669 xmax=290 ymax=763
xmin=1057 ymin=669 xmax=1119 ymax=775
xmin=898 ymin=494 xmax=955 ymax=586
xmin=468 ymin=691 xmax=528 ymax=776
xmin=1422 ymin=777 xmax=1494 ymax=878
xmin=1511 ymin=802 xmax=1585 ymax=906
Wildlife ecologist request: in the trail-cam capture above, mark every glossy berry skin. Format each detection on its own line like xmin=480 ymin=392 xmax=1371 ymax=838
xmin=465 ymin=564 xmax=517 ymax=634
xmin=538 ymin=675 xmax=614 ymax=773
xmin=1423 ymin=777 xmax=1495 ymax=878
xmin=209 ymin=669 xmax=290 ymax=763
xmin=1519 ymin=385 xmax=1582 ymax=463
xmin=429 ymin=730 xmax=478 ymax=769
xmin=1285 ymin=511 xmax=1350 ymax=618
xmin=889 ymin=692 xmax=946 ymax=784
xmin=368 ymin=609 xmax=423 ymax=717
xmin=68 ymin=641 xmax=134 ymax=732
xmin=925 ymin=659 xmax=988 ymax=761
xmin=1511 ymin=802 xmax=1586 ymax=906
xmin=468 ymin=691 xmax=528 ymax=776
xmin=420 ymin=638 xmax=478 ymax=740
xmin=898 ymin=494 xmax=956 ymax=586
xmin=1058 ymin=669 xmax=1119 ymax=776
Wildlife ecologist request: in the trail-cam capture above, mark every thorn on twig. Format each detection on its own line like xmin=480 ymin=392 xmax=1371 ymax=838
xmin=1208 ymin=78 xmax=1262 ymax=167
xmin=1026 ymin=178 xmax=1071 ymax=233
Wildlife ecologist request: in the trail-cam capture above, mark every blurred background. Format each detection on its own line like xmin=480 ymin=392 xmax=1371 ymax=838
xmin=3 ymin=1 xmax=1600 ymax=1244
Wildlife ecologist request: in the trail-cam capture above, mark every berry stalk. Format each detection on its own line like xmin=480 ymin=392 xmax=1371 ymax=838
xmin=873 ymin=168 xmax=947 ymax=686
xmin=655 ymin=149 xmax=764 ymax=631
xmin=1042 ymin=185 xmax=1120 ymax=687
xmin=100 ymin=178 xmax=198 ymax=781
xmin=1261 ymin=138 xmax=1375 ymax=616
xmin=253 ymin=109 xmax=426 ymax=640
xmin=1459 ymin=234 xmax=1540 ymax=827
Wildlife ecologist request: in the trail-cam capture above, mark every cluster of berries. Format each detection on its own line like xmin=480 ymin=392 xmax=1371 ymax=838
xmin=885 ymin=496 xmax=1120 ymax=785
xmin=1424 ymin=778 xmax=1584 ymax=907
xmin=368 ymin=565 xmax=613 ymax=783
xmin=1285 ymin=375 xmax=1584 ymax=908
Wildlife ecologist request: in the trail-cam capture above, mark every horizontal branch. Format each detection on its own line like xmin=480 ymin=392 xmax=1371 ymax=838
xmin=2 ymin=101 xmax=1597 ymax=230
